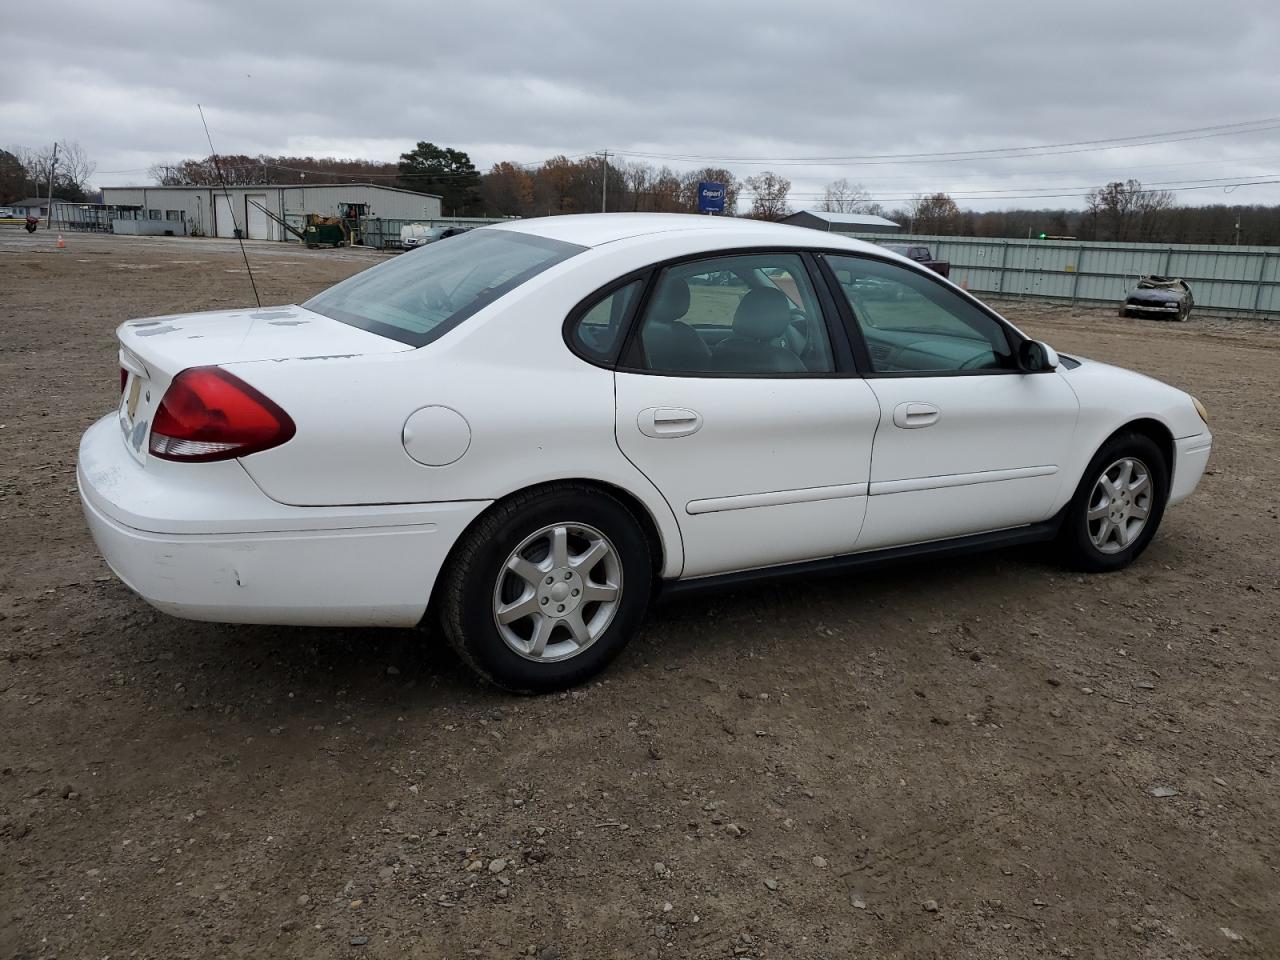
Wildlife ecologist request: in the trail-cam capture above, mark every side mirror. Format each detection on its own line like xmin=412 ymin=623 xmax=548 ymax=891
xmin=1017 ymin=339 xmax=1059 ymax=373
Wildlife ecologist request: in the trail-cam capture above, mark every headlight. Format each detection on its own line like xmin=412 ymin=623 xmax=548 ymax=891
xmin=1192 ymin=396 xmax=1209 ymax=424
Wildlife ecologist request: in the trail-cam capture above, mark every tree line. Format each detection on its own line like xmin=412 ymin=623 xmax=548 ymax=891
xmin=889 ymin=181 xmax=1280 ymax=245
xmin=11 ymin=138 xmax=1280 ymax=245
xmin=0 ymin=142 xmax=97 ymax=203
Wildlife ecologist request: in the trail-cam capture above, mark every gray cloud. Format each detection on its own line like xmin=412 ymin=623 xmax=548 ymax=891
xmin=4 ymin=0 xmax=1280 ymax=209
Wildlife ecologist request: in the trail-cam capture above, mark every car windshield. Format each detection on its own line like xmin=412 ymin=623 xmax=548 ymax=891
xmin=305 ymin=228 xmax=584 ymax=347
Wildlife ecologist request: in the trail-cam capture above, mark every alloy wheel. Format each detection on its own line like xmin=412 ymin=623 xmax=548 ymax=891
xmin=492 ymin=522 xmax=623 ymax=662
xmin=1086 ymin=457 xmax=1153 ymax=554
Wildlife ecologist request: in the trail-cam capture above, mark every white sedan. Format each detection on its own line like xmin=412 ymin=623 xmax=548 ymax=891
xmin=78 ymin=214 xmax=1212 ymax=691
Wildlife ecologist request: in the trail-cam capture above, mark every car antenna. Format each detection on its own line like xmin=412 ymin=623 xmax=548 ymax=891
xmin=197 ymin=103 xmax=261 ymax=308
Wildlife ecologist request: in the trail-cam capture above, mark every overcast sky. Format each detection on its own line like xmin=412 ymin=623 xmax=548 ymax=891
xmin=5 ymin=0 xmax=1280 ymax=211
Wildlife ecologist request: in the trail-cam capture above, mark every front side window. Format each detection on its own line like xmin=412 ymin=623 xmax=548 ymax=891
xmin=306 ymin=229 xmax=584 ymax=347
xmin=631 ymin=253 xmax=834 ymax=375
xmin=826 ymin=254 xmax=1014 ymax=374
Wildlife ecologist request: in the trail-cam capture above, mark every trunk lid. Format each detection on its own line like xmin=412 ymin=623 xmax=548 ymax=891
xmin=114 ymin=303 xmax=411 ymax=465
xmin=117 ymin=303 xmax=410 ymax=376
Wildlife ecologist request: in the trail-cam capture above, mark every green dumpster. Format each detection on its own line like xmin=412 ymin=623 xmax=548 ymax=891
xmin=304 ymin=219 xmax=347 ymax=249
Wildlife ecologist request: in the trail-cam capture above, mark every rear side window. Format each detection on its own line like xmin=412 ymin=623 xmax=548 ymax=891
xmin=306 ymin=229 xmax=584 ymax=347
xmin=569 ymin=279 xmax=645 ymax=362
xmin=630 ymin=252 xmax=835 ymax=375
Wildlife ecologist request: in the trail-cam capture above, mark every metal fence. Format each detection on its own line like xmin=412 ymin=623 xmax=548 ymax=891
xmin=849 ymin=233 xmax=1280 ymax=318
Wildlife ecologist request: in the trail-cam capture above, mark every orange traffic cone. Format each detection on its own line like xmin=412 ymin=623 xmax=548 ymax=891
xmin=56 ymin=234 xmax=65 ymax=249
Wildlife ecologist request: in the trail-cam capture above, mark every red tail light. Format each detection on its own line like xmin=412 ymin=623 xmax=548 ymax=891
xmin=149 ymin=367 xmax=295 ymax=462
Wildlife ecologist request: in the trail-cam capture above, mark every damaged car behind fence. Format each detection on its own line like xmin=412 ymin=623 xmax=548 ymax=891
xmin=1120 ymin=276 xmax=1194 ymax=321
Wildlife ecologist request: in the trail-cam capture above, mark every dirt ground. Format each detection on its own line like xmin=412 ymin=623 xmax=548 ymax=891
xmin=1 ymin=228 xmax=1278 ymax=960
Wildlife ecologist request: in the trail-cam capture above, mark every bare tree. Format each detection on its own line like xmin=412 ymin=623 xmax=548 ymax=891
xmin=744 ymin=171 xmax=791 ymax=221
xmin=907 ymin=192 xmax=960 ymax=234
xmin=1084 ymin=179 xmax=1174 ymax=241
xmin=7 ymin=142 xmax=96 ymax=201
xmin=57 ymin=141 xmax=96 ymax=192
xmin=818 ymin=177 xmax=870 ymax=213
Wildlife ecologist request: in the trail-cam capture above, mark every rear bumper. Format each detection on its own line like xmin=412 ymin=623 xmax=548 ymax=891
xmin=77 ymin=415 xmax=489 ymax=627
xmin=1170 ymin=432 xmax=1212 ymax=506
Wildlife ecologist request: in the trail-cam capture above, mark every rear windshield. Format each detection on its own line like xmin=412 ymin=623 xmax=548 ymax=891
xmin=305 ymin=229 xmax=584 ymax=347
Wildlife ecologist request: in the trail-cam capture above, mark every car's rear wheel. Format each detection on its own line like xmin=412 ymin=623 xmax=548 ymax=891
xmin=437 ymin=484 xmax=652 ymax=692
xmin=1057 ymin=432 xmax=1168 ymax=572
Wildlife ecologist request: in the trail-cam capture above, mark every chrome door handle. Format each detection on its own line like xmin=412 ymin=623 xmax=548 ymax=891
xmin=893 ymin=401 xmax=940 ymax=429
xmin=638 ymin=406 xmax=703 ymax=438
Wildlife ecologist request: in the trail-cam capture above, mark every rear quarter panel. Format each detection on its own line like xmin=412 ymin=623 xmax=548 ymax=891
xmin=228 ymin=238 xmax=742 ymax=579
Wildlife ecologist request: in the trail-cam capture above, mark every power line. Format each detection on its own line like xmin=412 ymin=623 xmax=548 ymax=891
xmin=771 ymin=170 xmax=1280 ymax=199
xmin=618 ymin=116 xmax=1280 ymax=167
xmin=780 ymin=152 xmax=1280 ymax=187
xmin=754 ymin=177 xmax=1280 ymax=206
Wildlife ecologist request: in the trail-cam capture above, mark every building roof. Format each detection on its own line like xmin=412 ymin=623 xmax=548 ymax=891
xmin=13 ymin=197 xmax=59 ymax=207
xmin=100 ymin=183 xmax=443 ymax=200
xmin=787 ymin=210 xmax=900 ymax=228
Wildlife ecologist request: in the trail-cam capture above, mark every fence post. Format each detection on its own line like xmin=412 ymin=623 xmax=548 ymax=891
xmin=1253 ymin=252 xmax=1269 ymax=316
xmin=1162 ymin=248 xmax=1173 ymax=276
xmin=1070 ymin=245 xmax=1085 ymax=303
xmin=997 ymin=241 xmax=1009 ymax=294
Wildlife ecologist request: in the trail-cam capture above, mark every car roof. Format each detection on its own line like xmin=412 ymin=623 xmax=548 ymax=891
xmin=488 ymin=212 xmax=884 ymax=254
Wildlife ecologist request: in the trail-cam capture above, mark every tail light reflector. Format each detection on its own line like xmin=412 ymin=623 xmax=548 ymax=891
xmin=149 ymin=367 xmax=295 ymax=462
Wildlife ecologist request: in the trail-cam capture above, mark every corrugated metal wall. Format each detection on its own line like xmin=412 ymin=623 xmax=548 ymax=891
xmin=850 ymin=233 xmax=1280 ymax=318
xmin=102 ymin=185 xmax=443 ymax=241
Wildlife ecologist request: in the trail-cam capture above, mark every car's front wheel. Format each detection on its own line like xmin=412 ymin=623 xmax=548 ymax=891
xmin=1057 ymin=432 xmax=1168 ymax=572
xmin=436 ymin=484 xmax=653 ymax=692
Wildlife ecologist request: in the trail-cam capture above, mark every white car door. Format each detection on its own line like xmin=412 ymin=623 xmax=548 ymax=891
xmin=821 ymin=253 xmax=1080 ymax=551
xmin=573 ymin=251 xmax=882 ymax=579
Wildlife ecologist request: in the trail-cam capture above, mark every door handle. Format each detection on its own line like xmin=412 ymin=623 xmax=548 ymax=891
xmin=638 ymin=406 xmax=703 ymax=438
xmin=893 ymin=401 xmax=940 ymax=429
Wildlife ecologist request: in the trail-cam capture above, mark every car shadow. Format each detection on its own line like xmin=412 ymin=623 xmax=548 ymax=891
xmin=123 ymin=541 xmax=1060 ymax=712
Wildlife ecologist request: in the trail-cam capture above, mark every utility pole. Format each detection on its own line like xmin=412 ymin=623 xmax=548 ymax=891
xmin=599 ymin=150 xmax=609 ymax=213
xmin=45 ymin=141 xmax=59 ymax=229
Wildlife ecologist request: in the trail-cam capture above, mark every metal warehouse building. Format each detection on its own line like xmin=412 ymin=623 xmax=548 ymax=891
xmin=781 ymin=211 xmax=901 ymax=234
xmin=98 ymin=183 xmax=443 ymax=241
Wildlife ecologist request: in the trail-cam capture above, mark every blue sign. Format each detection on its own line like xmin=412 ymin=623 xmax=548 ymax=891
xmin=697 ymin=181 xmax=726 ymax=214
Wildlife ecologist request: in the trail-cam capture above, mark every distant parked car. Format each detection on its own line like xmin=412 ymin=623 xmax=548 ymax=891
xmin=1120 ymin=277 xmax=1193 ymax=321
xmin=879 ymin=243 xmax=950 ymax=278
xmin=402 ymin=224 xmax=472 ymax=249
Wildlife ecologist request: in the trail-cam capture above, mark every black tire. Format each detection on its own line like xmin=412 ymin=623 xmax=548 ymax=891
xmin=1056 ymin=431 xmax=1169 ymax=572
xmin=436 ymin=483 xmax=653 ymax=693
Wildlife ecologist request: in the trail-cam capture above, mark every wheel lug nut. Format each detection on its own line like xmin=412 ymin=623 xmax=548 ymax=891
xmin=564 ymin=572 xmax=572 ymax=580
xmin=541 ymin=597 xmax=548 ymax=605
xmin=557 ymin=604 xmax=565 ymax=612
xmin=571 ymin=588 xmax=579 ymax=596
xmin=545 ymin=576 xmax=553 ymax=585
